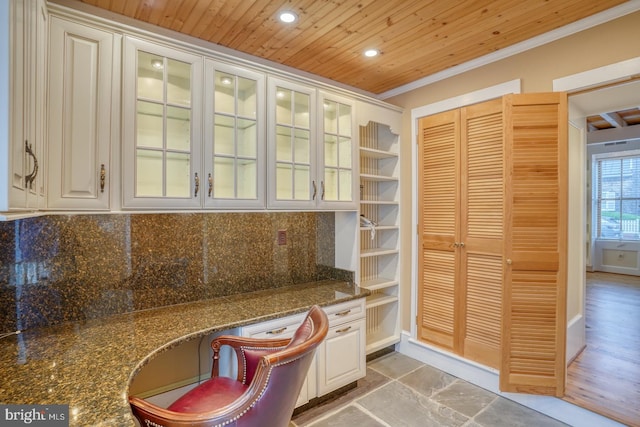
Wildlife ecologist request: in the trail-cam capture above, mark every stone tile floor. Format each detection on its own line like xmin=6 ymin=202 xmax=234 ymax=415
xmin=290 ymin=352 xmax=569 ymax=427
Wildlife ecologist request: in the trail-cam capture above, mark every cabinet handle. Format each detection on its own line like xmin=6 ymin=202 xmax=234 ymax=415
xmin=336 ymin=326 xmax=352 ymax=334
xmin=208 ymin=173 xmax=213 ymax=197
xmin=335 ymin=309 xmax=351 ymax=317
xmin=459 ymin=242 xmax=465 ymax=248
xmin=453 ymin=242 xmax=459 ymax=248
xmin=266 ymin=327 xmax=287 ymax=335
xmin=321 ymin=180 xmax=325 ymax=200
xmin=194 ymin=173 xmax=200 ymax=197
xmin=100 ymin=164 xmax=106 ymax=193
xmin=24 ymin=141 xmax=39 ymax=190
xmin=312 ymin=180 xmax=317 ymax=200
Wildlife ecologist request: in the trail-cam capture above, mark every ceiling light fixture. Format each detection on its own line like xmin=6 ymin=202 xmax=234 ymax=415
xmin=220 ymin=76 xmax=233 ymax=85
xmin=279 ymin=11 xmax=297 ymax=23
xmin=150 ymin=58 xmax=164 ymax=69
xmin=364 ymin=49 xmax=379 ymax=58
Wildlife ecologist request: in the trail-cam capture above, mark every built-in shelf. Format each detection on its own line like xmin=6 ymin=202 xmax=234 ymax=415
xmin=359 ymin=120 xmax=401 ymax=355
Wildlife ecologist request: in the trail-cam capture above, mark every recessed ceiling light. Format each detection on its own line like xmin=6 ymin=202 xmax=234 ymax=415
xmin=279 ymin=11 xmax=297 ymax=23
xmin=220 ymin=76 xmax=233 ymax=85
xmin=364 ymin=49 xmax=379 ymax=58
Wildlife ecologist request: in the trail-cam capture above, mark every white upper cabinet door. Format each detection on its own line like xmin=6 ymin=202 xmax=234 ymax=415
xmin=317 ymin=91 xmax=357 ymax=210
xmin=122 ymin=36 xmax=203 ymax=209
xmin=48 ymin=17 xmax=117 ymax=210
xmin=1 ymin=0 xmax=47 ymax=213
xmin=203 ymin=60 xmax=265 ymax=209
xmin=267 ymin=77 xmax=317 ymax=209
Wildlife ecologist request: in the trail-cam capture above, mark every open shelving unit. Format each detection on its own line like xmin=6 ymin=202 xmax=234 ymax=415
xmin=359 ymin=121 xmax=401 ymax=354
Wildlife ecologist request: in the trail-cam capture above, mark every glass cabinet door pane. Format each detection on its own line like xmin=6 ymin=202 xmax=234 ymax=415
xmin=237 ymin=77 xmax=257 ymax=119
xmin=294 ymin=92 xmax=310 ymax=128
xmin=276 ymin=126 xmax=292 ymax=162
xmin=214 ymin=157 xmax=234 ymax=198
xmin=324 ymin=134 xmax=338 ymax=167
xmin=294 ymin=129 xmax=310 ymax=164
xmin=324 ymin=100 xmax=337 ymax=134
xmin=214 ymin=114 xmax=235 ymax=155
xmin=237 ymin=159 xmax=257 ymax=199
xmin=166 ymin=152 xmax=191 ymax=197
xmin=237 ymin=118 xmax=256 ymax=157
xmin=276 ymin=88 xmax=292 ymax=125
xmin=167 ymin=58 xmax=191 ymax=107
xmin=294 ymin=165 xmax=310 ymax=200
xmin=338 ymin=137 xmax=351 ymax=168
xmin=137 ymin=101 xmax=163 ymax=149
xmin=136 ymin=149 xmax=163 ymax=196
xmin=166 ymin=106 xmax=191 ymax=151
xmin=324 ymin=168 xmax=338 ymax=201
xmin=215 ymin=72 xmax=235 ymax=115
xmin=276 ymin=164 xmax=293 ymax=199
xmin=339 ymin=170 xmax=352 ymax=200
xmin=137 ymin=51 xmax=164 ymax=101
xmin=338 ymin=104 xmax=352 ymax=137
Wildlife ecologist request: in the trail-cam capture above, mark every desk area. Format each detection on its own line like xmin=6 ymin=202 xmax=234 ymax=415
xmin=0 ymin=280 xmax=367 ymax=426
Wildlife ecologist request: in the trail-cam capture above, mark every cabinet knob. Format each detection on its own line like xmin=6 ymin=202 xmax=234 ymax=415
xmin=506 ymin=258 xmax=513 ymax=265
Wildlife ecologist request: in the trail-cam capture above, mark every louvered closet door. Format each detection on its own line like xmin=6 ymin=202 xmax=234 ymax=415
xmin=418 ymin=109 xmax=460 ymax=350
xmin=501 ymin=93 xmax=567 ymax=396
xmin=459 ymin=99 xmax=503 ymax=369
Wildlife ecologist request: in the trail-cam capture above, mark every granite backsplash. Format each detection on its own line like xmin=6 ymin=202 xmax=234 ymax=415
xmin=0 ymin=211 xmax=352 ymax=334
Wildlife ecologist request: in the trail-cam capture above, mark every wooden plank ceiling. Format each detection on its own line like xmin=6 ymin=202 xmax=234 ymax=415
xmin=79 ymin=0 xmax=629 ymax=94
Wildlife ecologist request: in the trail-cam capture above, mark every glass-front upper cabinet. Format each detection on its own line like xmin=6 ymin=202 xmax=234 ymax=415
xmin=267 ymin=77 xmax=317 ymax=209
xmin=122 ymin=36 xmax=203 ymax=208
xmin=204 ymin=60 xmax=265 ymax=208
xmin=318 ymin=91 xmax=357 ymax=209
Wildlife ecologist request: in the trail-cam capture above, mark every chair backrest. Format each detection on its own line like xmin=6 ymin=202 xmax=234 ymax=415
xmin=129 ymin=305 xmax=329 ymax=427
xmin=237 ymin=305 xmax=329 ymax=426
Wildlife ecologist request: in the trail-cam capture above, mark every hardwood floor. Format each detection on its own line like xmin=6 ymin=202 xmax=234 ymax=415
xmin=563 ymin=272 xmax=640 ymax=427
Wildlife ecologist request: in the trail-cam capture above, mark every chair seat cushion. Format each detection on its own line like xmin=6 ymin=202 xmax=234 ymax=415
xmin=167 ymin=377 xmax=249 ymax=414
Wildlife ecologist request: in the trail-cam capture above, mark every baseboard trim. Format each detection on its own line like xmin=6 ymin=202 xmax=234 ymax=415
xmin=397 ymin=331 xmax=626 ymax=427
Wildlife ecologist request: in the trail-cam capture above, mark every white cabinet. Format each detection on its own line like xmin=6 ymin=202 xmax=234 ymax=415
xmin=316 ymin=299 xmax=366 ymax=395
xmin=267 ymin=78 xmax=357 ymax=210
xmin=47 ymin=17 xmax=119 ymax=210
xmin=317 ymin=91 xmax=357 ymax=210
xmin=122 ymin=36 xmax=203 ymax=209
xmin=1 ymin=0 xmax=47 ymax=213
xmin=240 ymin=299 xmax=366 ymax=407
xmin=203 ymin=60 xmax=265 ymax=208
xmin=357 ymin=108 xmax=402 ymax=354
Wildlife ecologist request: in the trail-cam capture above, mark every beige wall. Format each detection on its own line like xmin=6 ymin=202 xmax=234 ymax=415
xmin=385 ymin=11 xmax=640 ymax=331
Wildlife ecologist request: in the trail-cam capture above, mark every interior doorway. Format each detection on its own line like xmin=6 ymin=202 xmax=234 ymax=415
xmin=563 ymin=79 xmax=640 ymax=426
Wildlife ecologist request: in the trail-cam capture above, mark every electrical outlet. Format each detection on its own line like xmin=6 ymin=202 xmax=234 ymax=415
xmin=277 ymin=230 xmax=287 ymax=245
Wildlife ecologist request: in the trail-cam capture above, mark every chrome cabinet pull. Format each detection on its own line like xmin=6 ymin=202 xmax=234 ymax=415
xmin=100 ymin=164 xmax=106 ymax=193
xmin=194 ymin=173 xmax=200 ymax=197
xmin=24 ymin=141 xmax=38 ymax=190
xmin=312 ymin=180 xmax=317 ymax=200
xmin=266 ymin=327 xmax=287 ymax=335
xmin=335 ymin=309 xmax=351 ymax=317
xmin=336 ymin=326 xmax=352 ymax=334
xmin=208 ymin=173 xmax=213 ymax=197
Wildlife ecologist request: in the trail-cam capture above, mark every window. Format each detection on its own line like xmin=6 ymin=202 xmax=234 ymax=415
xmin=596 ymin=154 xmax=640 ymax=240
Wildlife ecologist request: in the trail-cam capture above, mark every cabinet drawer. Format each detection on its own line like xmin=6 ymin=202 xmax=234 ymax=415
xmin=240 ymin=313 xmax=304 ymax=339
xmin=324 ymin=299 xmax=365 ymax=326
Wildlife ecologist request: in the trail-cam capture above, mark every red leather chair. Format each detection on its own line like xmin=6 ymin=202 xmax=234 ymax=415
xmin=129 ymin=305 xmax=329 ymax=427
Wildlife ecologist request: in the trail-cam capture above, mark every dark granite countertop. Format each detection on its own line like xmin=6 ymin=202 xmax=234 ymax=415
xmin=0 ymin=280 xmax=368 ymax=426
